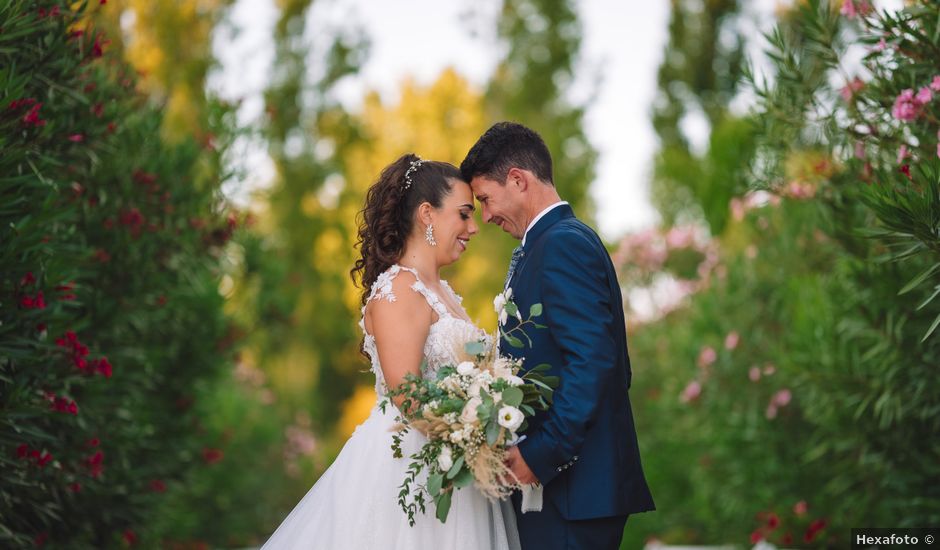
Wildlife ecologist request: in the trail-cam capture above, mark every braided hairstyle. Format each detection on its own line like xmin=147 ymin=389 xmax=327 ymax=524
xmin=351 ymin=153 xmax=462 ymax=306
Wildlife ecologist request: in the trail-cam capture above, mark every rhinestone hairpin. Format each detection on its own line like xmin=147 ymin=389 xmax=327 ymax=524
xmin=402 ymin=157 xmax=425 ymax=191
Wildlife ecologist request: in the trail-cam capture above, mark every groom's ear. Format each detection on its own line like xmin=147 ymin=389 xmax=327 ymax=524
xmin=506 ymin=167 xmax=528 ymax=192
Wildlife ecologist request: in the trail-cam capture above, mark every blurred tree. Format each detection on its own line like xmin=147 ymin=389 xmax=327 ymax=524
xmin=650 ymin=0 xmax=753 ymax=234
xmin=231 ymin=0 xmax=368 ymax=436
xmin=485 ymin=0 xmax=597 ymax=221
xmin=93 ymin=0 xmax=233 ymax=140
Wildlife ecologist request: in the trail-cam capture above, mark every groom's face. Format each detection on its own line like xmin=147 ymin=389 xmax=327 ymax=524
xmin=469 ymin=175 xmax=526 ymax=240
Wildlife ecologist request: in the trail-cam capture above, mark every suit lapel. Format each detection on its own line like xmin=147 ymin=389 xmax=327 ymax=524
xmin=507 ymin=204 xmax=575 ymax=290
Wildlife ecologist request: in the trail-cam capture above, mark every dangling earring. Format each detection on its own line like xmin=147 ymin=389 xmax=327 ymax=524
xmin=425 ymin=223 xmax=437 ymax=246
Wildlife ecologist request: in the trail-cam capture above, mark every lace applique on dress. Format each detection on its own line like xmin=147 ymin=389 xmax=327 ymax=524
xmin=359 ymin=265 xmax=484 ymax=398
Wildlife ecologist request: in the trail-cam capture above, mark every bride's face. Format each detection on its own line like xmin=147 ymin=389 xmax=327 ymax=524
xmin=432 ymin=179 xmax=479 ymax=265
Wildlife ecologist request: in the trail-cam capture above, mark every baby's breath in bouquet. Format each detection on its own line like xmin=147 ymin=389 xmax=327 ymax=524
xmin=380 ymin=290 xmax=557 ymax=525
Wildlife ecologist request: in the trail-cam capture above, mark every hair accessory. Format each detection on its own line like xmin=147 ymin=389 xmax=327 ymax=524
xmin=402 ymin=157 xmax=425 ymax=191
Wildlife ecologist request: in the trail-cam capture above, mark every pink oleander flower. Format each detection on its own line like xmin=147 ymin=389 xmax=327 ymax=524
xmin=749 ymin=366 xmax=761 ymax=382
xmin=931 ymin=76 xmax=940 ymax=92
xmin=840 ymin=77 xmax=864 ymax=102
xmin=697 ymin=346 xmax=717 ymax=368
xmin=730 ymin=198 xmax=746 ymax=222
xmin=916 ymin=86 xmax=933 ymax=104
xmin=840 ymin=0 xmax=872 ymax=18
xmin=794 ymin=500 xmax=808 ymax=516
xmin=785 ymin=181 xmax=816 ymax=200
xmin=680 ymin=380 xmax=702 ymax=403
xmin=772 ymin=388 xmax=792 ymax=407
xmin=763 ymin=363 xmax=776 ymax=376
xmin=724 ymin=331 xmax=740 ymax=350
xmin=665 ymin=226 xmax=696 ymax=249
xmin=892 ymin=89 xmax=924 ymax=121
xmin=897 ymin=144 xmax=909 ymax=165
xmin=854 ymin=141 xmax=866 ymax=160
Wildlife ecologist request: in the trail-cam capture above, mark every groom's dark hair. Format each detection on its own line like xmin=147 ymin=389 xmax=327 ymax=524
xmin=460 ymin=121 xmax=554 ymax=186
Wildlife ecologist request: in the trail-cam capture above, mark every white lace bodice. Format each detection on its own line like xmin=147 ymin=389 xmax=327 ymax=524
xmin=359 ymin=265 xmax=486 ymax=397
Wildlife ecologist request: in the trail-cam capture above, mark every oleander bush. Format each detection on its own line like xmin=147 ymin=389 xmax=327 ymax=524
xmin=0 ymin=1 xmax=241 ymax=547
xmin=619 ymin=1 xmax=940 ymax=547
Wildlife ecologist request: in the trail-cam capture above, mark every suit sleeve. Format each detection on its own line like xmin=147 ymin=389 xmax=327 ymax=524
xmin=517 ymin=228 xmax=619 ymax=485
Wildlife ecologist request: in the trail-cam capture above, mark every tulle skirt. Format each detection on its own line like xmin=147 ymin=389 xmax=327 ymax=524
xmin=261 ymin=403 xmax=520 ymax=550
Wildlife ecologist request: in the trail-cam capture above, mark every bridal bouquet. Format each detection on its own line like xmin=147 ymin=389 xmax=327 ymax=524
xmin=380 ymin=289 xmax=557 ymax=525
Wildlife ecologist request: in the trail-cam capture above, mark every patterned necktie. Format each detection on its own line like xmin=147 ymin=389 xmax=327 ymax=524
xmin=503 ymin=245 xmax=524 ymax=290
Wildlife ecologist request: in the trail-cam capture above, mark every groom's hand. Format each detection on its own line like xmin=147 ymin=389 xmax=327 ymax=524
xmin=505 ymin=446 xmax=537 ymax=485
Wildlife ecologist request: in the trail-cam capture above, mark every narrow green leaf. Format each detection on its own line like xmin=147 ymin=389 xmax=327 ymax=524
xmin=921 ymin=313 xmax=940 ymax=342
xmin=899 ymin=262 xmax=940 ymax=295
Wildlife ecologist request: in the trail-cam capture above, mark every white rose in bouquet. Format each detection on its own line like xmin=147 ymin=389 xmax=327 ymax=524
xmin=456 ymin=361 xmax=478 ymax=376
xmin=497 ymin=405 xmax=524 ymax=432
xmin=493 ymin=293 xmax=507 ymax=315
xmin=493 ymin=357 xmax=513 ymax=379
xmin=460 ymin=397 xmax=483 ymax=425
xmin=437 ymin=444 xmax=453 ymax=471
xmin=504 ymin=374 xmax=524 ymax=387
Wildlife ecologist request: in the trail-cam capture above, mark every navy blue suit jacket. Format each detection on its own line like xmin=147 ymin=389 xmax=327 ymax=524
xmin=504 ymin=204 xmax=654 ymax=520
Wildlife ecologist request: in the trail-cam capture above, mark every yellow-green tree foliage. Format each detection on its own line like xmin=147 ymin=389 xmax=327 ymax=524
xmin=92 ymin=0 xmax=232 ymax=139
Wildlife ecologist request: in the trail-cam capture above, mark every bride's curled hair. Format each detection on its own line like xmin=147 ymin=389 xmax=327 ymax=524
xmin=351 ymin=153 xmax=462 ymax=305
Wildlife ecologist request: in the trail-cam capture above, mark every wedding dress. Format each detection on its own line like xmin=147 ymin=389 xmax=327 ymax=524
xmin=261 ymin=264 xmax=520 ymax=550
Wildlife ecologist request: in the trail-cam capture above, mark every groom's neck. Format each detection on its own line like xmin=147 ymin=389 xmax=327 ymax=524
xmin=523 ymin=185 xmax=563 ymax=227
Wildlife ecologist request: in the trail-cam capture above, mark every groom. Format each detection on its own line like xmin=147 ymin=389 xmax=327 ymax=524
xmin=461 ymin=122 xmax=655 ymax=549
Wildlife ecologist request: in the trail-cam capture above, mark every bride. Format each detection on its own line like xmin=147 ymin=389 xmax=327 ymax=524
xmin=261 ymin=154 xmax=520 ymax=549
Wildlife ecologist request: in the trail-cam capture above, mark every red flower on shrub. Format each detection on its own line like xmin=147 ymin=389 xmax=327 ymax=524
xmin=16 ymin=444 xmax=29 ymax=458
xmin=20 ymin=293 xmax=41 ymax=309
xmin=804 ymin=518 xmax=827 ymax=542
xmin=93 ymin=248 xmax=111 ymax=262
xmin=95 ymin=357 xmax=113 ymax=378
xmin=68 ymin=482 xmax=82 ymax=493
xmin=201 ymin=448 xmax=224 ymax=464
xmin=92 ymin=103 xmax=104 ymax=117
xmin=86 ymin=450 xmax=104 ymax=478
xmin=133 ymin=170 xmax=157 ymax=187
xmin=20 ymin=272 xmax=36 ymax=286
xmin=34 ymin=532 xmax=48 ymax=547
xmin=781 ymin=531 xmax=793 ymax=545
xmin=123 ymin=530 xmax=137 ymax=546
xmin=36 ymin=451 xmax=53 ymax=467
xmin=50 ymin=395 xmax=78 ymax=415
xmin=68 ymin=134 xmax=84 ymax=143
xmin=150 ymin=479 xmax=167 ymax=493
xmin=91 ymin=32 xmax=109 ymax=58
xmin=750 ymin=529 xmax=764 ymax=544
xmin=766 ymin=513 xmax=780 ymax=529
xmin=88 ymin=438 xmax=100 ymax=447
xmin=900 ymin=164 xmax=912 ymax=180
xmin=120 ymin=207 xmax=145 ymax=236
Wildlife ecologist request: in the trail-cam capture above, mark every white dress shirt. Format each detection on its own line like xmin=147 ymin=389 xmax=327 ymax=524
xmin=521 ymin=201 xmax=569 ymax=247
